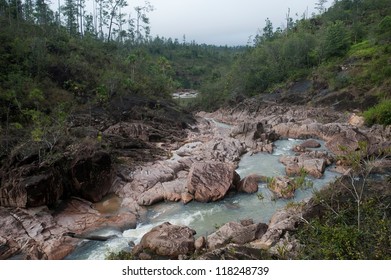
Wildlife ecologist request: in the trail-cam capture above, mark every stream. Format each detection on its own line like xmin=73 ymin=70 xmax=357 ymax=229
xmin=65 ymin=136 xmax=340 ymax=260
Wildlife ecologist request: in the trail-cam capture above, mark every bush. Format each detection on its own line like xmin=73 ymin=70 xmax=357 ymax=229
xmin=297 ymin=209 xmax=391 ymax=260
xmin=348 ymin=40 xmax=380 ymax=59
xmin=363 ymin=99 xmax=391 ymax=125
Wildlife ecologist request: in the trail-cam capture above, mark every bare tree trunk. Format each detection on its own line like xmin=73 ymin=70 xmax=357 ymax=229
xmin=107 ymin=1 xmax=120 ymax=41
xmin=99 ymin=1 xmax=103 ymax=39
xmin=93 ymin=0 xmax=97 ymax=34
xmin=58 ymin=0 xmax=61 ymax=25
xmin=286 ymin=8 xmax=290 ymax=36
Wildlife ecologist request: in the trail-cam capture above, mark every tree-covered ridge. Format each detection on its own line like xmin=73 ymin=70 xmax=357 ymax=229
xmin=0 ymin=0 xmax=153 ymax=42
xmin=196 ymin=0 xmax=391 ymax=112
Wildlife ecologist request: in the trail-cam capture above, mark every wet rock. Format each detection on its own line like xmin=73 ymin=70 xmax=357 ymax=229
xmin=186 ymin=161 xmax=237 ymax=202
xmin=139 ymin=252 xmax=152 ymax=260
xmin=284 ymin=158 xmax=326 ymax=179
xmin=240 ymin=219 xmax=254 ymax=226
xmin=237 ymin=174 xmax=262 ymax=193
xmin=181 ymin=192 xmax=194 ymax=204
xmin=273 ymin=122 xmax=323 ymax=140
xmin=132 ymin=222 xmax=196 ymax=259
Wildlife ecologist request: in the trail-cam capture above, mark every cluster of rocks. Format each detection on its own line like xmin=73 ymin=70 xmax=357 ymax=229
xmin=0 ymin=198 xmax=137 ymax=259
xmin=131 ymin=219 xmax=268 ymax=260
xmin=130 ymin=204 xmax=305 ymax=260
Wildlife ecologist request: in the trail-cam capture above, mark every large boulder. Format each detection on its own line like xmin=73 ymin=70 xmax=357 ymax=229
xmin=186 ymin=161 xmax=237 ymax=202
xmin=137 ymin=177 xmax=187 ymax=206
xmin=132 ymin=222 xmax=196 ymax=259
xmin=293 ymin=139 xmax=321 ymax=152
xmin=0 ymin=164 xmax=64 ymax=208
xmin=122 ymin=162 xmax=176 ymax=197
xmin=302 ymin=159 xmax=326 ymax=178
xmin=284 ymin=158 xmax=326 ymax=179
xmin=207 ymin=221 xmax=267 ymax=250
xmin=237 ymin=174 xmax=263 ymax=193
xmin=280 ymin=151 xmax=331 ymax=179
xmin=0 ymin=144 xmax=113 ymax=208
xmin=204 ymin=138 xmax=246 ymax=162
xmin=325 ymin=127 xmax=369 ymax=156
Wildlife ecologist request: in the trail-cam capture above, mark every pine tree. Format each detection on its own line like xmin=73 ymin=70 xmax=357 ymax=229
xmin=34 ymin=0 xmax=52 ymax=26
xmin=324 ymin=20 xmax=351 ymax=58
xmin=62 ymin=0 xmax=79 ymax=35
xmin=315 ymin=0 xmax=328 ymax=14
xmin=23 ymin=0 xmax=34 ymax=23
xmin=107 ymin=0 xmax=127 ymax=41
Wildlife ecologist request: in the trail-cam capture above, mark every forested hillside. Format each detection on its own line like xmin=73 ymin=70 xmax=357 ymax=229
xmin=0 ymin=0 xmax=238 ymax=161
xmin=196 ymin=0 xmax=391 ymax=117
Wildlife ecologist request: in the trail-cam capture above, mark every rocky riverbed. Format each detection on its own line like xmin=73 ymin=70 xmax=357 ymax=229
xmin=1 ymin=97 xmax=390 ymax=260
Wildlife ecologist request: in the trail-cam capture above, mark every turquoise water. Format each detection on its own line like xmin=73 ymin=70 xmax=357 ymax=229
xmin=65 ymin=138 xmax=340 ymax=259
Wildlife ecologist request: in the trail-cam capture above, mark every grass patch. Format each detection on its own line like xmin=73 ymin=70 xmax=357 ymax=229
xmin=348 ymin=40 xmax=380 ymax=59
xmin=363 ymin=99 xmax=391 ymax=125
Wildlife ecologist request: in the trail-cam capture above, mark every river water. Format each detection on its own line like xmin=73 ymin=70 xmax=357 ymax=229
xmin=65 ymin=137 xmax=340 ymax=260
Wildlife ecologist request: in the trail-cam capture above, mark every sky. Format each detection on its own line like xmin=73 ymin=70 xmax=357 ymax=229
xmin=125 ymin=0 xmax=332 ymax=46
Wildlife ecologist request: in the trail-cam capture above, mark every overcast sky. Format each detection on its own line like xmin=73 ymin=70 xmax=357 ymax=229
xmin=125 ymin=0 xmax=332 ymax=46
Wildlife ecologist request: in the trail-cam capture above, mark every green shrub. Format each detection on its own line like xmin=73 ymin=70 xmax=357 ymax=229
xmin=348 ymin=40 xmax=379 ymax=59
xmin=363 ymin=99 xmax=391 ymax=125
xmin=297 ymin=200 xmax=391 ymax=260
